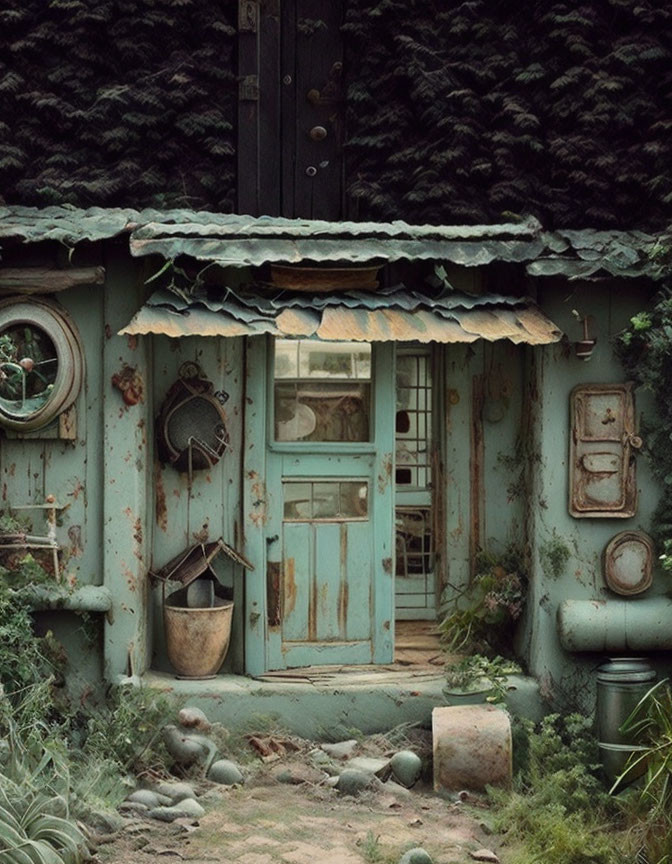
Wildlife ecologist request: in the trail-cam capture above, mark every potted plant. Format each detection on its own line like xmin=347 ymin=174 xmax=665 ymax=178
xmin=443 ymin=653 xmax=522 ymax=706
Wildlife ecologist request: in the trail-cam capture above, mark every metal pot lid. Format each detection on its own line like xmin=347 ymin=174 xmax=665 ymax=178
xmin=597 ymin=657 xmax=656 ymax=682
xmin=603 ymin=530 xmax=654 ymax=597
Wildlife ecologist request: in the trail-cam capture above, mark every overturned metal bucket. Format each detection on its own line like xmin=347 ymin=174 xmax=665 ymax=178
xmin=164 ymin=594 xmax=234 ymax=679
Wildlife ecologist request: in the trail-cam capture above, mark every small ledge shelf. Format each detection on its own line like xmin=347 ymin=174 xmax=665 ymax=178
xmin=24 ymin=584 xmax=112 ymax=613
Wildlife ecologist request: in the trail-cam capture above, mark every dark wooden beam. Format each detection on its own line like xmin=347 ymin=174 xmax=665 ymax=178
xmin=0 ymin=266 xmax=105 ymax=294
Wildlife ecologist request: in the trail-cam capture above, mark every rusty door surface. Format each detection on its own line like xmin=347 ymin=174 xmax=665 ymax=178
xmin=264 ymin=339 xmax=395 ymax=669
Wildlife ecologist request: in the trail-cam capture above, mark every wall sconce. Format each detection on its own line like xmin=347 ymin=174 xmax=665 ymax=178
xmin=572 ymin=310 xmax=596 ymax=361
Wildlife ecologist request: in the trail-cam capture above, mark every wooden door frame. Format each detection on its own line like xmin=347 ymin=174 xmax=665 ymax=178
xmin=242 ymin=336 xmax=395 ymax=675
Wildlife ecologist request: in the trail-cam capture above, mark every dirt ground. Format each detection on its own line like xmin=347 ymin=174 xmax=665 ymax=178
xmin=97 ymin=731 xmax=504 ymax=864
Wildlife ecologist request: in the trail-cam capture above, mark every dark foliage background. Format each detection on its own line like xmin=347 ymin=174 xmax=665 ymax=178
xmin=0 ymin=0 xmax=237 ymax=210
xmin=343 ymin=0 xmax=672 ymax=229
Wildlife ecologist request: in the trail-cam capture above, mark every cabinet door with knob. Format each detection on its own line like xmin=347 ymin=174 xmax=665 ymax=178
xmin=569 ymin=382 xmax=641 ymax=518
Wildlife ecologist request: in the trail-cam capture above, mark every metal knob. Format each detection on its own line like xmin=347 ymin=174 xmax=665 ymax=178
xmin=305 ymin=166 xmax=317 ymax=177
xmin=309 ymin=125 xmax=328 ymax=141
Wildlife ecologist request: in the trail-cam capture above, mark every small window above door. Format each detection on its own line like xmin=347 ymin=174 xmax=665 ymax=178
xmin=274 ymin=339 xmax=372 ymax=442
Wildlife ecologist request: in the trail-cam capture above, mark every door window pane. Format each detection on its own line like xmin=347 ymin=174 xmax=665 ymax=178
xmin=274 ymin=340 xmax=372 ymax=442
xmin=283 ymin=480 xmax=368 ymax=521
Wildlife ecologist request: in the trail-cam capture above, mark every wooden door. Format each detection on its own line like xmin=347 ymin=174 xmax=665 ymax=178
xmin=265 ymin=339 xmax=395 ymax=669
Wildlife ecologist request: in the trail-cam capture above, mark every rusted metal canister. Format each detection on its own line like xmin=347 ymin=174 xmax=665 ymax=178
xmin=164 ymin=595 xmax=234 ymax=679
xmin=432 ymin=704 xmax=512 ymax=792
xmin=596 ymin=657 xmax=655 ymax=784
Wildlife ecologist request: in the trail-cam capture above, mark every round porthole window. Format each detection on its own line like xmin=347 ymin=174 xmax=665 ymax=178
xmin=0 ymin=297 xmax=84 ymax=432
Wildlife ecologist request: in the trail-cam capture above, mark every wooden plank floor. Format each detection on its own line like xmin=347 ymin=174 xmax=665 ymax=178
xmin=257 ymin=620 xmax=446 ymax=684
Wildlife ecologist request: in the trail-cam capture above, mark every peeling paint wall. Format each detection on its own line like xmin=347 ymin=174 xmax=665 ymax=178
xmin=149 ymin=334 xmax=245 ymax=673
xmin=524 ymin=279 xmax=664 ymax=711
xmin=442 ymin=340 xmax=526 ymax=605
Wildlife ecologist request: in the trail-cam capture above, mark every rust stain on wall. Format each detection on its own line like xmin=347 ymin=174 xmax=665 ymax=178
xmin=267 ymin=560 xmax=281 ymax=627
xmin=378 ymin=452 xmax=393 ymax=494
xmin=284 ymin=558 xmax=297 ymax=616
xmin=155 ymin=466 xmax=168 ymax=532
xmin=339 ymin=524 xmax=348 ymax=636
xmin=67 ymin=525 xmax=83 ymax=558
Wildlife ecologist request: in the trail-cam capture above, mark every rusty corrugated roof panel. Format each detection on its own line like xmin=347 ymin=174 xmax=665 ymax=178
xmin=120 ymin=286 xmax=562 ymax=345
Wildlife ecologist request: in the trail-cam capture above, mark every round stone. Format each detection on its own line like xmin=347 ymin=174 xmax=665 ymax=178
xmin=208 ymin=759 xmax=244 ymax=785
xmin=335 ymin=769 xmax=374 ymax=796
xmin=154 ymin=781 xmax=197 ymax=802
xmin=126 ymin=789 xmax=161 ymax=809
xmin=148 ymin=806 xmax=181 ymax=822
xmin=178 ymin=706 xmax=211 ymax=731
xmin=172 ymin=797 xmax=205 ymax=819
xmin=390 ymin=750 xmax=423 ymax=788
xmin=399 ymin=848 xmax=433 ymax=864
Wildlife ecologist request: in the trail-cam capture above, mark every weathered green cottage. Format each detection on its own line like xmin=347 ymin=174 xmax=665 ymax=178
xmin=1 ymin=0 xmax=671 ymax=728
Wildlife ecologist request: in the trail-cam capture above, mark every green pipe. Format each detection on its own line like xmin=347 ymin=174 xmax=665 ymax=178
xmin=557 ymin=598 xmax=672 ymax=652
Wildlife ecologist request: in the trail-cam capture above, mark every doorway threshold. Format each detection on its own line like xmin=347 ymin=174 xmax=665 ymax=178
xmin=141 ymin=666 xmax=445 ymax=739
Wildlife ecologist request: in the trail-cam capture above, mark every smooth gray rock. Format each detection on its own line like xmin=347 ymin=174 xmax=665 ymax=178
xmin=399 ymin=849 xmax=433 ymax=864
xmin=172 ymin=798 xmax=205 ymax=819
xmin=154 ymin=781 xmax=197 ymax=802
xmin=208 ymin=759 xmax=244 ymax=785
xmin=163 ymin=725 xmax=216 ymax=766
xmin=381 ymin=779 xmax=413 ymax=798
xmin=390 ymin=750 xmax=422 ymax=788
xmin=345 ymin=756 xmax=390 ymax=776
xmin=148 ymin=802 xmax=203 ymax=822
xmin=119 ymin=801 xmax=149 ymax=814
xmin=147 ymin=806 xmax=182 ymax=823
xmin=335 ymin=769 xmax=375 ymax=796
xmin=178 ymin=706 xmax=211 ymax=731
xmin=126 ymin=789 xmax=162 ymax=809
xmin=321 ymin=739 xmax=358 ymax=760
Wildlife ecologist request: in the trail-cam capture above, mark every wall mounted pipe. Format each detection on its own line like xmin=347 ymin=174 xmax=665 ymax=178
xmin=25 ymin=584 xmax=112 ymax=614
xmin=558 ymin=598 xmax=672 ymax=652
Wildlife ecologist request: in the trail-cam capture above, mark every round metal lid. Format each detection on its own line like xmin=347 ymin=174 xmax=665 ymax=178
xmin=597 ymin=657 xmax=656 ymax=683
xmin=603 ymin=530 xmax=654 ymax=596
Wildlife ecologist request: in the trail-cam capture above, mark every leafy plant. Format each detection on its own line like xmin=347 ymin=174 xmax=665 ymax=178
xmin=80 ymin=685 xmax=177 ymax=775
xmin=439 ymin=544 xmax=527 ymax=656
xmin=444 ymin=653 xmax=522 ymax=703
xmin=616 ymin=281 xmax=672 ymax=565
xmin=611 ymin=679 xmax=672 ymax=864
xmin=490 ymin=713 xmax=624 ymax=864
xmin=0 ymin=720 xmax=88 ymax=864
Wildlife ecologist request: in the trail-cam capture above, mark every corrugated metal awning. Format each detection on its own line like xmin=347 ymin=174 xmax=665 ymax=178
xmin=0 ymin=206 xmax=660 ymax=279
xmin=120 ymin=286 xmax=562 ymax=345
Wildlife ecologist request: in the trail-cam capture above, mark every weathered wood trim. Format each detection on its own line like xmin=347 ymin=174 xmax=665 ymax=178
xmin=242 ymin=335 xmax=270 ymax=675
xmin=102 ymin=251 xmax=152 ymax=679
xmin=0 ymin=266 xmax=105 ymax=293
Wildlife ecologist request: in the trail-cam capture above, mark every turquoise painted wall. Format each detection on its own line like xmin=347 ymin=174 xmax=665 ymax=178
xmin=524 ymin=279 xmax=667 ymax=711
xmin=3 ymin=245 xmax=667 ymax=711
xmin=149 ymin=333 xmax=245 ymax=674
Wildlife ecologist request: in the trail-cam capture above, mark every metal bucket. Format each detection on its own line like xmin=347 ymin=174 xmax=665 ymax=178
xmin=596 ymin=657 xmax=655 ymax=785
xmin=164 ymin=594 xmax=234 ymax=679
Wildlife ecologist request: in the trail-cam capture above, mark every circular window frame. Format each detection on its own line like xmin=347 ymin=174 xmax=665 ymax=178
xmin=0 ymin=297 xmax=85 ymax=432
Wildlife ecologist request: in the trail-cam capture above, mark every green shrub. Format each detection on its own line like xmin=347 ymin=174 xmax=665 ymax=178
xmin=612 ymin=679 xmax=672 ymax=864
xmin=490 ymin=713 xmax=624 ymax=864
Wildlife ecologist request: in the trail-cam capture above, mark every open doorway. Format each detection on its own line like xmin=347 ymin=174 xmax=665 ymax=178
xmin=394 ymin=347 xmax=442 ymax=663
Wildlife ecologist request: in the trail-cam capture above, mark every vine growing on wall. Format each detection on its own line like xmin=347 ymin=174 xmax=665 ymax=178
xmin=0 ymin=0 xmax=237 ymax=210
xmin=343 ymin=0 xmax=672 ymax=229
xmin=616 ymin=234 xmax=672 ymax=567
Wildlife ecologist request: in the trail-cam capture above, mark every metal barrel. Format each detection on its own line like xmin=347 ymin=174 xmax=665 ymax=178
xmin=596 ymin=657 xmax=655 ymax=785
